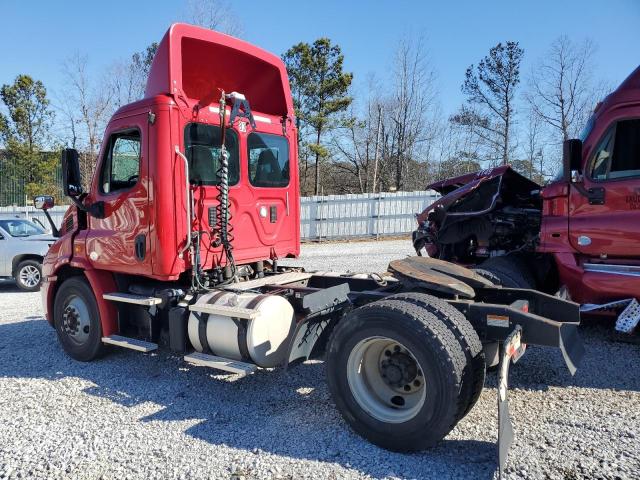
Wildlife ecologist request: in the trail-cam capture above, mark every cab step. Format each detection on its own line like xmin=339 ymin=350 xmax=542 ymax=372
xmin=103 ymin=292 xmax=162 ymax=306
xmin=184 ymin=352 xmax=257 ymax=376
xmin=102 ymin=334 xmax=158 ymax=352
xmin=189 ymin=303 xmax=259 ymax=320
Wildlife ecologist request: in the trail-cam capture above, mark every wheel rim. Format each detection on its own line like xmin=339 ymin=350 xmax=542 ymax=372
xmin=19 ymin=265 xmax=40 ymax=288
xmin=62 ymin=295 xmax=91 ymax=345
xmin=347 ymin=336 xmax=426 ymax=423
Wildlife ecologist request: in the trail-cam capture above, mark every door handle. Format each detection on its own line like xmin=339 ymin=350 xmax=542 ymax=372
xmin=135 ymin=234 xmax=146 ymax=261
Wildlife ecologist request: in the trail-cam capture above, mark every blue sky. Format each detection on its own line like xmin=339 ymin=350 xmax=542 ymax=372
xmin=1 ymin=0 xmax=639 ymax=116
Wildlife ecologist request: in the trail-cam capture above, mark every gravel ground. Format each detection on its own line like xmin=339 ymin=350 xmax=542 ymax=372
xmin=0 ymin=239 xmax=639 ymax=480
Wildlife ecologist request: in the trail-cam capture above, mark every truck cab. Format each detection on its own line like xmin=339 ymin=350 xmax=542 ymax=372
xmin=43 ymin=24 xmax=299 ymax=310
xmin=542 ymin=67 xmax=640 ymax=303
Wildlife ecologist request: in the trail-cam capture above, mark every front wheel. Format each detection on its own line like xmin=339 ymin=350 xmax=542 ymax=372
xmin=326 ymin=299 xmax=467 ymax=451
xmin=15 ymin=260 xmax=42 ymax=291
xmin=53 ymin=277 xmax=105 ymax=362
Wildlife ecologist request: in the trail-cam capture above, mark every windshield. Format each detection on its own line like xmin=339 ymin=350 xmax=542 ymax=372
xmin=0 ymin=219 xmax=46 ymax=237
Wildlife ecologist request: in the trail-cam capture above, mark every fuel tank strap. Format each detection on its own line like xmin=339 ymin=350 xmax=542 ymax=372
xmin=232 ymin=294 xmax=268 ymax=362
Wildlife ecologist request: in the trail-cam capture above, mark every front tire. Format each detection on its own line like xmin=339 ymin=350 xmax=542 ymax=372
xmin=15 ymin=260 xmax=42 ymax=291
xmin=53 ymin=277 xmax=105 ymax=362
xmin=326 ymin=299 xmax=467 ymax=451
xmin=478 ymin=256 xmax=534 ymax=289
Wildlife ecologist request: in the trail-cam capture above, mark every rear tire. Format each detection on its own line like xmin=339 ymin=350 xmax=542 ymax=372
xmin=326 ymin=299 xmax=467 ymax=451
xmin=53 ymin=277 xmax=105 ymax=362
xmin=14 ymin=260 xmax=42 ymax=292
xmin=478 ymin=256 xmax=534 ymax=289
xmin=385 ymin=292 xmax=485 ymax=419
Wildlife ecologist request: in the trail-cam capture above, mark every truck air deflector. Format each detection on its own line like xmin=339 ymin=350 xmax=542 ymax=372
xmin=145 ymin=23 xmax=293 ymax=118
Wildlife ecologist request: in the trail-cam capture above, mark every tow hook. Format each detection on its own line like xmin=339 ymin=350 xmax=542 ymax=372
xmin=497 ymin=325 xmax=526 ymax=478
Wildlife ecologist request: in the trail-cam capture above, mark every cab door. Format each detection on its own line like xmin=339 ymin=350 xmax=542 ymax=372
xmin=85 ymin=113 xmax=152 ymax=275
xmin=569 ymin=115 xmax=640 ymax=258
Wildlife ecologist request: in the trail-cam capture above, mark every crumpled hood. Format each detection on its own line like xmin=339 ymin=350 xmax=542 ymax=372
xmin=417 ymin=166 xmax=540 ymax=224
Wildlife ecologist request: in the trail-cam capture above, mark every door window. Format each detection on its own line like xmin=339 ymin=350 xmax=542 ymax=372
xmin=184 ymin=123 xmax=239 ymax=186
xmin=100 ymin=130 xmax=141 ymax=193
xmin=248 ymin=133 xmax=289 ymax=188
xmin=590 ymin=119 xmax=640 ymax=181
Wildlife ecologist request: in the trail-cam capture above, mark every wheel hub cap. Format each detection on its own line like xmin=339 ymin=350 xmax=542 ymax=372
xmin=381 ymin=351 xmax=418 ymax=388
xmin=347 ymin=337 xmax=427 ymax=424
xmin=62 ymin=296 xmax=90 ymax=344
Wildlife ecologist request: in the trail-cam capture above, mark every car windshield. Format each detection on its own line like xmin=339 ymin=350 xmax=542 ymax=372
xmin=0 ymin=219 xmax=46 ymax=237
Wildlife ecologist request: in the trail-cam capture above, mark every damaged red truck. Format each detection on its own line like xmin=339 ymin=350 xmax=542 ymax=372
xmin=413 ymin=66 xmax=640 ymax=307
xmin=34 ymin=24 xmax=584 ymax=471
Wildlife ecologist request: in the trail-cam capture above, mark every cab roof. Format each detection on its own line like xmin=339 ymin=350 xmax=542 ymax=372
xmin=145 ymin=23 xmax=293 ymax=118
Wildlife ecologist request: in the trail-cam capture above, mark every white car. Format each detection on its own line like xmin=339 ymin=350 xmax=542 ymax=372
xmin=0 ymin=217 xmax=56 ymax=291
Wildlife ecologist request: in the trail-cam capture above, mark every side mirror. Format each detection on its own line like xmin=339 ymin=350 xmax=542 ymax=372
xmin=562 ymin=139 xmax=583 ymax=182
xmin=61 ymin=148 xmax=83 ymax=197
xmin=32 ymin=195 xmax=60 ymax=237
xmin=33 ymin=195 xmax=54 ymax=210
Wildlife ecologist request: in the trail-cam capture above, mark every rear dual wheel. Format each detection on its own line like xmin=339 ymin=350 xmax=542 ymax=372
xmin=385 ymin=292 xmax=485 ymax=420
xmin=326 ymin=298 xmax=480 ymax=452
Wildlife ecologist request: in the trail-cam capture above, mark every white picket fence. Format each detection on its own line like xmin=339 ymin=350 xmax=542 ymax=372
xmin=0 ymin=190 xmax=439 ymax=241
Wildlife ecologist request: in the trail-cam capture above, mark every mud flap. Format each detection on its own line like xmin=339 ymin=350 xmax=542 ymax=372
xmin=559 ymin=322 xmax=585 ymax=376
xmin=497 ymin=325 xmax=526 ymax=478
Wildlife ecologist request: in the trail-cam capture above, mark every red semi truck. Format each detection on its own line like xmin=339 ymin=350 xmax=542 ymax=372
xmin=413 ymin=66 xmax=640 ymax=314
xmin=35 ymin=24 xmax=583 ymax=471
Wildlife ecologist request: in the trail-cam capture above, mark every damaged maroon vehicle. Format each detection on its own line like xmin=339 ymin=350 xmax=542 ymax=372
xmin=413 ymin=65 xmax=640 ymax=307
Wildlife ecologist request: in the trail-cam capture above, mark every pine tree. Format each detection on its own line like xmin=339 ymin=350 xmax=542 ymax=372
xmin=283 ymin=39 xmax=353 ymax=195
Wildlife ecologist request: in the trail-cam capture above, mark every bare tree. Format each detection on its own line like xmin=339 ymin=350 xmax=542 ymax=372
xmin=107 ymin=43 xmax=158 ymax=109
xmin=387 ymin=36 xmax=439 ymax=190
xmin=511 ymin=109 xmax=548 ymax=182
xmin=330 ymin=76 xmax=387 ymax=194
xmin=60 ymin=53 xmax=114 ymax=185
xmin=527 ymin=36 xmax=598 ymax=143
xmin=330 ymin=38 xmax=440 ymax=195
xmin=186 ymin=0 xmax=243 ymax=37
